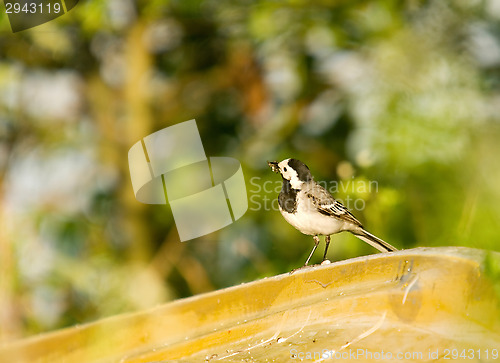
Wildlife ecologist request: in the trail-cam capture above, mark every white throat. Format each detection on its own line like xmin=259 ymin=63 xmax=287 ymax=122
xmin=289 ymin=177 xmax=304 ymax=190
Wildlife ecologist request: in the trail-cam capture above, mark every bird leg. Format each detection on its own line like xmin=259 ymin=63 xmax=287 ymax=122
xmin=323 ymin=235 xmax=331 ymax=261
xmin=304 ymin=235 xmax=320 ymax=266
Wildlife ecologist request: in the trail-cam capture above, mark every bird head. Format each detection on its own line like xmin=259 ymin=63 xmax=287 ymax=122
xmin=268 ymin=158 xmax=312 ymax=189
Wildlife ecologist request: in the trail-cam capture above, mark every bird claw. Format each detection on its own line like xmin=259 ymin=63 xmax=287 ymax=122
xmin=289 ymin=260 xmax=331 ymax=274
xmin=289 ymin=264 xmax=314 ymax=274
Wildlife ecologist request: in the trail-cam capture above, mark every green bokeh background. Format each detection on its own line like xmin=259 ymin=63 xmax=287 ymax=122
xmin=1 ymin=0 xmax=500 ymax=342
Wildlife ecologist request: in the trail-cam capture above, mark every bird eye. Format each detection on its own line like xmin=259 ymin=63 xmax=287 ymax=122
xmin=284 ymin=167 xmax=287 ymax=172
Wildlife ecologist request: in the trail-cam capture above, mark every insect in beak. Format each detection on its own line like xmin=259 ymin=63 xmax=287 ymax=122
xmin=268 ymin=161 xmax=280 ymax=174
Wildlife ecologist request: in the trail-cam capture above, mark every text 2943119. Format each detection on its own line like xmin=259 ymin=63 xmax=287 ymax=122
xmin=5 ymin=1 xmax=62 ymax=14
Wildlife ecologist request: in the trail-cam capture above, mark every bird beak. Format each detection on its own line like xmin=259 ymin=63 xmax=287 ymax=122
xmin=268 ymin=161 xmax=280 ymax=173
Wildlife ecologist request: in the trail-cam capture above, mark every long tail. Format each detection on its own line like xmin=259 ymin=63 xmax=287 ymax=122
xmin=352 ymin=228 xmax=398 ymax=253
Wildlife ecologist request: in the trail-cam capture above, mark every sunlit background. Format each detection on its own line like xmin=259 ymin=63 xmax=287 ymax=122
xmin=1 ymin=0 xmax=500 ymax=343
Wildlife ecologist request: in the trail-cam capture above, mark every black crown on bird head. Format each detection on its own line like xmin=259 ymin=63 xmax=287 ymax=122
xmin=287 ymin=159 xmax=313 ymax=182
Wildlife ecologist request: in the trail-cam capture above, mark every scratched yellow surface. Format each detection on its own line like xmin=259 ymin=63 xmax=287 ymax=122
xmin=1 ymin=247 xmax=499 ymax=362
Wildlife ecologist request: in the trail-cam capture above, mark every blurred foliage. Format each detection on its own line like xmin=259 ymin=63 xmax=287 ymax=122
xmin=1 ymin=0 xmax=500 ymax=343
xmin=483 ymin=251 xmax=500 ymax=309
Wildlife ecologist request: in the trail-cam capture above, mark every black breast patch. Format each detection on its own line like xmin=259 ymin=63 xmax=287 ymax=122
xmin=278 ymin=179 xmax=298 ymax=213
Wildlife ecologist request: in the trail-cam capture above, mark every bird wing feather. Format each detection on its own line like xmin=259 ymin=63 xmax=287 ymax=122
xmin=305 ymin=183 xmax=363 ymax=227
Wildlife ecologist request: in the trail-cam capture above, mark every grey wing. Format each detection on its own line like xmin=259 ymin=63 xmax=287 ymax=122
xmin=305 ymin=183 xmax=363 ymax=227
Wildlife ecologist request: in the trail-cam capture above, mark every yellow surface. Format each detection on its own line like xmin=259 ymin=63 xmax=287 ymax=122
xmin=1 ymin=247 xmax=499 ymax=362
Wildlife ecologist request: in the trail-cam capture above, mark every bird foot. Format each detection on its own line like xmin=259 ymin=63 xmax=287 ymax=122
xmin=289 ymin=264 xmax=316 ymax=274
xmin=289 ymin=260 xmax=331 ymax=273
xmin=291 ymin=260 xmax=333 ymax=273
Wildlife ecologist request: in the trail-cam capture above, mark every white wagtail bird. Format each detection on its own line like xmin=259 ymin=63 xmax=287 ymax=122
xmin=268 ymin=158 xmax=397 ymax=266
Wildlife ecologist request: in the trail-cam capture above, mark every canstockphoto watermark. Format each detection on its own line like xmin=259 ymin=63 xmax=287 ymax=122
xmin=249 ymin=177 xmax=378 ymax=212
